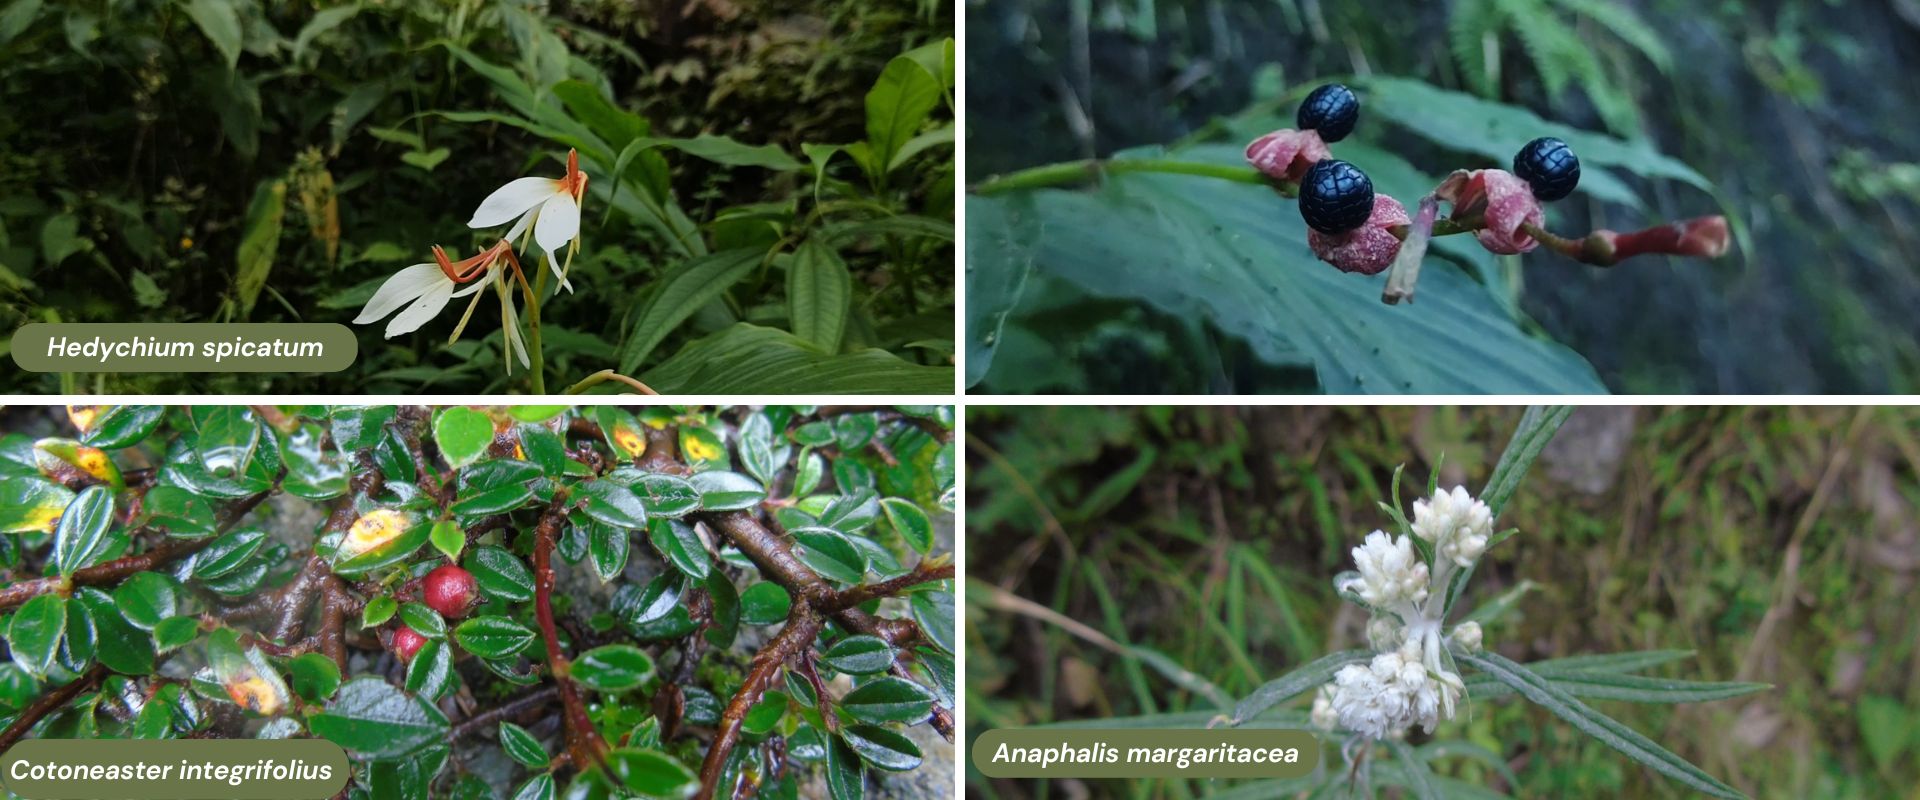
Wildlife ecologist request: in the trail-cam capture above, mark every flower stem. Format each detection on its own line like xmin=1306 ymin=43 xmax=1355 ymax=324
xmin=564 ymin=368 xmax=660 ymax=396
xmin=971 ymin=158 xmax=1274 ymax=195
xmin=526 ymin=257 xmax=548 ymax=394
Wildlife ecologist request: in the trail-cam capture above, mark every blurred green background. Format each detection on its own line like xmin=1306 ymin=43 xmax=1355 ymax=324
xmin=966 ymin=0 xmax=1920 ymax=393
xmin=966 ymin=406 xmax=1920 ymax=798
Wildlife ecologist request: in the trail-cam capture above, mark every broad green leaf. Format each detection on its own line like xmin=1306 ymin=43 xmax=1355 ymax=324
xmin=740 ymin=583 xmax=791 ymax=626
xmin=80 ymin=406 xmax=166 ymax=449
xmin=742 ymin=690 xmax=788 ymax=735
xmin=609 ymin=135 xmax=803 ymax=171
xmin=404 ymin=639 xmax=454 ymax=700
xmin=837 ymin=677 xmax=933 ymax=724
xmin=73 ymin=588 xmax=153 ymax=674
xmin=632 ymin=473 xmax=700 ymax=517
xmin=910 ymin=591 xmax=954 ymax=655
xmin=791 ymin=527 xmax=865 ymax=584
xmin=1229 ymin=650 xmax=1373 ymax=725
xmin=289 ymin=652 xmax=343 ymax=702
xmin=605 ymin=748 xmax=697 ymax=797
xmin=517 ymin=424 xmax=568 ymax=476
xmin=968 ymin=146 xmax=1606 ymax=394
xmin=878 ymin=498 xmax=933 ymax=555
xmin=619 ymin=248 xmax=764 ymax=373
xmin=450 ymin=483 xmax=536 ymax=516
xmin=399 ymin=602 xmax=446 ymax=639
xmin=789 ymin=240 xmax=852 ymax=353
xmin=572 ymin=644 xmax=655 ymax=692
xmin=577 ymin=480 xmax=648 ymax=528
xmin=52 ymin=484 xmax=116 ymax=577
xmin=192 ymin=529 xmax=267 ymax=579
xmin=648 ymin=518 xmax=709 ymax=580
xmin=865 ymin=56 xmax=941 ymax=176
xmin=191 ymin=406 xmax=259 ymax=478
xmin=113 ymin=572 xmax=180 ymax=630
xmin=1858 ymin=694 xmax=1910 ymax=777
xmin=840 ymin=725 xmax=921 ymax=772
xmin=434 ymin=408 xmax=493 ymax=469
xmin=8 ymin=594 xmax=66 ymax=676
xmin=311 ymin=677 xmax=450 ymax=757
xmin=499 ymin=722 xmax=549 ymax=768
xmin=331 ymin=513 xmax=430 ymax=577
xmin=453 ymin=616 xmax=537 ymax=659
xmin=0 ymin=476 xmax=72 ymax=534
xmin=642 ymin=323 xmax=954 ymax=394
xmin=825 ymin=733 xmax=866 ymax=800
xmin=468 ymin=546 xmax=534 ymax=602
xmin=142 ymin=486 xmax=215 ymax=537
xmin=689 ymin=470 xmax=764 ymax=511
xmin=290 ymin=4 xmax=359 ymax=61
xmin=181 ymin=0 xmax=242 ymax=69
xmin=1459 ymin=651 xmax=1746 ymax=798
xmin=234 ymin=179 xmax=285 ymax=317
xmin=588 ymin=521 xmax=630 ymax=582
xmin=820 ymin=636 xmax=894 ymax=676
xmin=429 ymin=521 xmax=464 ymax=562
xmin=361 ymin=596 xmax=398 ymax=628
xmin=510 ymin=774 xmax=554 ymax=800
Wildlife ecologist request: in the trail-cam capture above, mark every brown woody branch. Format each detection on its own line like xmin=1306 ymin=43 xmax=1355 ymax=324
xmin=532 ymin=492 xmax=610 ymax=770
xmin=697 ymin=604 xmax=826 ymax=798
xmin=0 ymin=664 xmax=108 ymax=753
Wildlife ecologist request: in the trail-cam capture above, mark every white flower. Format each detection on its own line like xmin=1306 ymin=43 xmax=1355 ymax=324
xmin=1340 ymin=530 xmax=1429 ymax=608
xmin=353 ymin=240 xmax=530 ymax=372
xmin=1413 ymin=486 xmax=1494 ymax=567
xmin=468 ymin=148 xmax=589 ymax=288
xmin=1327 ymin=643 xmax=1446 ymax=739
xmin=1310 ymin=685 xmax=1338 ymax=732
xmin=1451 ymin=621 xmax=1483 ymax=653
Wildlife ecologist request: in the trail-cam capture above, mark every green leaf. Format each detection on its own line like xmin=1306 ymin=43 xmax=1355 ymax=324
xmin=289 ymin=652 xmax=343 ymax=702
xmin=840 ymin=725 xmax=922 ymax=772
xmin=742 ymin=690 xmax=788 ymax=735
xmin=453 ymin=616 xmax=537 ymax=659
xmin=112 ymin=572 xmax=180 ymax=630
xmin=434 ymin=408 xmax=493 ymax=469
xmin=578 ymin=480 xmax=648 ymax=529
xmin=910 ymin=591 xmax=954 ymax=655
xmin=648 ymin=518 xmax=710 ymax=580
xmin=181 ymin=0 xmax=242 ymax=69
xmin=429 ymin=521 xmax=464 ymax=562
xmin=789 ymin=240 xmax=852 ymax=353
xmin=791 ymin=527 xmax=865 ymax=584
xmin=73 ymin=588 xmax=152 ymax=674
xmin=1465 ymin=671 xmax=1769 ymax=704
xmin=404 ymin=638 xmax=454 ymax=700
xmin=740 ymin=582 xmax=791 ymax=626
xmin=865 ymin=56 xmax=942 ymax=176
xmin=643 ymin=323 xmax=954 ymax=394
xmin=361 ymin=596 xmax=398 ymax=628
xmin=631 ymin=473 xmax=700 ymax=517
xmin=689 ymin=470 xmax=764 ymax=511
xmin=331 ymin=516 xmax=430 ymax=577
xmin=1481 ymin=405 xmax=1574 ymax=517
xmin=605 ymin=748 xmax=697 ymax=797
xmin=191 ymin=406 xmax=259 ymax=478
xmin=234 ymin=179 xmax=285 ymax=317
xmin=573 ymin=644 xmax=655 ymax=692
xmin=311 ymin=677 xmax=450 ymax=757
xmin=142 ymin=486 xmax=215 ymax=537
xmin=290 ymin=3 xmax=359 ymax=61
xmin=8 ymin=594 xmax=66 ymax=676
xmin=1458 ymin=650 xmax=1746 ymax=798
xmin=0 ymin=477 xmax=73 ymax=534
xmin=510 ymin=774 xmax=554 ymax=800
xmin=52 ymin=484 xmax=116 ymax=577
xmin=468 ymin=546 xmax=534 ymax=602
xmin=400 ymin=147 xmax=451 ymax=172
xmin=81 ymin=406 xmax=166 ymax=449
xmin=192 ymin=529 xmax=267 ymax=579
xmin=399 ymin=602 xmax=447 ymax=639
xmin=967 ymin=145 xmax=1607 ymax=394
xmin=820 ymin=636 xmax=894 ymax=676
xmin=1858 ymin=694 xmax=1910 ymax=777
xmin=517 ymin=424 xmax=569 ymax=476
xmin=613 ymin=134 xmax=803 ymax=171
xmin=619 ymin=248 xmax=764 ymax=373
xmin=736 ymin=414 xmax=779 ymax=486
xmin=837 ymin=677 xmax=933 ymax=724
xmin=826 ymin=733 xmax=866 ymax=800
xmin=499 ymin=722 xmax=549 ymax=768
xmin=588 ymin=522 xmax=630 ymax=582
xmin=878 ymin=498 xmax=933 ymax=555
xmin=153 ymin=616 xmax=200 ymax=651
xmin=1229 ymin=650 xmax=1373 ymax=725
xmin=450 ymin=483 xmax=536 ymax=516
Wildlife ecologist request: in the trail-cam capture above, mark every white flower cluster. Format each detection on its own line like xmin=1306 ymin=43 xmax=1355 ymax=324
xmin=1314 ymin=486 xmax=1495 ymax=740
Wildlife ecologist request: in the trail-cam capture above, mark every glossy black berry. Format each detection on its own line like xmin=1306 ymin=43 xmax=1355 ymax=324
xmin=1296 ymin=84 xmax=1359 ymax=143
xmin=1299 ymin=159 xmax=1374 ymax=235
xmin=1513 ymin=137 xmax=1581 ymax=202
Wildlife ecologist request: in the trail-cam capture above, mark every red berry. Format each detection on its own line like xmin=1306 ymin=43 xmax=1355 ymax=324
xmin=423 ymin=564 xmax=480 ymax=618
xmin=392 ymin=626 xmax=427 ymax=663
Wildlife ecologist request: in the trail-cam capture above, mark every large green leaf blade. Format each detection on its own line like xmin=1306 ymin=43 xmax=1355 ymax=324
xmin=641 ymin=324 xmax=953 ymax=394
xmin=618 ymin=248 xmax=764 ymax=373
xmin=1459 ymin=650 xmax=1747 ymax=798
xmin=788 ymin=240 xmax=852 ymax=353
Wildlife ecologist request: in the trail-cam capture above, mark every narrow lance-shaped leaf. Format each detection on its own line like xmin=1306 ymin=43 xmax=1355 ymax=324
xmin=1228 ymin=650 xmax=1373 ymax=726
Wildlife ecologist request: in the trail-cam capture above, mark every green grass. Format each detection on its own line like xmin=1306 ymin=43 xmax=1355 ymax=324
xmin=966 ymin=406 xmax=1920 ymax=799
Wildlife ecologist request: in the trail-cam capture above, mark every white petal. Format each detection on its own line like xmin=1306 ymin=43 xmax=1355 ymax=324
xmin=354 ymin=264 xmax=445 ymax=324
xmin=383 ymin=277 xmax=457 ymax=338
xmin=533 ymin=193 xmax=580 ymax=254
xmin=469 ymin=177 xmax=563 ymax=229
xmin=505 ymin=207 xmax=536 ymax=245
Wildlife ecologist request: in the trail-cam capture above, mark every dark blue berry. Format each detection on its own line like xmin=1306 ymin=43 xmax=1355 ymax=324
xmin=1297 ymin=84 xmax=1359 ymax=143
xmin=1299 ymin=160 xmax=1374 ymax=235
xmin=1513 ymin=137 xmax=1581 ymax=202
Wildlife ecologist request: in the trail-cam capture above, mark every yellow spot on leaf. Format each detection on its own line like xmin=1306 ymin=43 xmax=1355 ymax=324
xmin=343 ymin=509 xmax=411 ymax=558
xmin=642 ymin=417 xmax=669 ymax=430
xmin=683 ymin=433 xmax=722 ymax=462
xmin=66 ymin=405 xmax=102 ymax=433
xmin=23 ymin=504 xmax=62 ymax=534
xmin=224 ymin=674 xmax=284 ymax=715
xmin=74 ymin=448 xmax=118 ymax=482
xmin=613 ymin=426 xmax=645 ymax=458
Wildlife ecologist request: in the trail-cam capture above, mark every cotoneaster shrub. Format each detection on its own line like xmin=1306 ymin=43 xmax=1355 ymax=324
xmin=0 ymin=404 xmax=955 ymax=800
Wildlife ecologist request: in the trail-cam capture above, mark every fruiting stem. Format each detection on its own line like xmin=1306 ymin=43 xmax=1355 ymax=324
xmin=971 ymin=159 xmax=1272 ymax=195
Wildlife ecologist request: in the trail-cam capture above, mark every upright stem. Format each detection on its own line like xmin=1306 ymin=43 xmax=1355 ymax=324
xmin=527 ymin=258 xmax=549 ymax=394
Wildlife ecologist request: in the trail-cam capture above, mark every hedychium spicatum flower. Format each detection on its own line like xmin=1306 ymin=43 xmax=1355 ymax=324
xmin=468 ymin=147 xmax=589 ymax=291
xmin=1312 ymin=484 xmax=1497 ymax=741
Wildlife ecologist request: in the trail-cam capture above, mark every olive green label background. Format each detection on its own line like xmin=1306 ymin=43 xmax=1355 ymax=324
xmin=10 ymin=323 xmax=357 ymax=373
xmin=0 ymin=739 xmax=349 ymax=799
xmin=972 ymin=728 xmax=1320 ymax=779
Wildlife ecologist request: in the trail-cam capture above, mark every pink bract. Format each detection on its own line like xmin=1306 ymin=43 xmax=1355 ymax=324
xmin=1309 ymin=194 xmax=1411 ymax=275
xmin=1245 ymin=128 xmax=1332 ymax=183
xmin=1462 ymin=170 xmax=1544 ymax=255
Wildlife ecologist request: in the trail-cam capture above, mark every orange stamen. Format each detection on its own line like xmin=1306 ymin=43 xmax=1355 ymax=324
xmin=563 ymin=148 xmax=589 ymax=201
xmin=434 ymin=240 xmax=515 ymax=283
